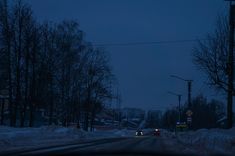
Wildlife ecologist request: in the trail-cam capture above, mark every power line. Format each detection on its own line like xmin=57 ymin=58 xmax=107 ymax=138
xmin=93 ymin=38 xmax=209 ymax=47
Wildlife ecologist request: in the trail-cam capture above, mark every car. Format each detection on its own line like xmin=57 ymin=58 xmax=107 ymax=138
xmin=135 ymin=130 xmax=144 ymax=136
xmin=153 ymin=129 xmax=160 ymax=136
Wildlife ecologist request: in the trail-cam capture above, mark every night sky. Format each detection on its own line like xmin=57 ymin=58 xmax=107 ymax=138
xmin=26 ymin=0 xmax=228 ymax=111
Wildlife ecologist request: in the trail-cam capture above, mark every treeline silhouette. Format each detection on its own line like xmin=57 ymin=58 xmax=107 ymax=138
xmin=161 ymin=94 xmax=225 ymax=130
xmin=0 ymin=0 xmax=114 ymax=130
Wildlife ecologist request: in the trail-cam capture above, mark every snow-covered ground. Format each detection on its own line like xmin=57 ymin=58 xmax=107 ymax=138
xmin=176 ymin=127 xmax=235 ymax=155
xmin=0 ymin=126 xmax=135 ymax=153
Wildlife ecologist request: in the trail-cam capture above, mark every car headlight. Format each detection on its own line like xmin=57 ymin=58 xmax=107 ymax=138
xmin=136 ymin=132 xmax=138 ymax=135
xmin=140 ymin=132 xmax=143 ymax=135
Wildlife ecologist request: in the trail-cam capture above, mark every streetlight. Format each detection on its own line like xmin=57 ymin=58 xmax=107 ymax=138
xmin=170 ymin=75 xmax=193 ymax=109
xmin=168 ymin=91 xmax=182 ymax=123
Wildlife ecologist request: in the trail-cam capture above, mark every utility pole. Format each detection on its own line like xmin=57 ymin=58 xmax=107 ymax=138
xmin=225 ymin=0 xmax=235 ymax=129
xmin=116 ymin=88 xmax=122 ymax=129
xmin=170 ymin=75 xmax=193 ymax=109
xmin=187 ymin=81 xmax=192 ymax=109
xmin=168 ymin=91 xmax=182 ymax=123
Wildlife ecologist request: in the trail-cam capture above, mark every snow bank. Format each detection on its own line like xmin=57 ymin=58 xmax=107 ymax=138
xmin=0 ymin=126 xmax=85 ymax=150
xmin=0 ymin=126 xmax=134 ymax=152
xmin=112 ymin=129 xmax=135 ymax=137
xmin=177 ymin=127 xmax=235 ymax=155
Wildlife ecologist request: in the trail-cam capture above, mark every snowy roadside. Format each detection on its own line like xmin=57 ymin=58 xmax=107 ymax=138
xmin=0 ymin=126 xmax=135 ymax=153
xmin=176 ymin=128 xmax=235 ymax=155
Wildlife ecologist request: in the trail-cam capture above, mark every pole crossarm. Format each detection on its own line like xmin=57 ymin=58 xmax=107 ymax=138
xmin=170 ymin=75 xmax=193 ymax=82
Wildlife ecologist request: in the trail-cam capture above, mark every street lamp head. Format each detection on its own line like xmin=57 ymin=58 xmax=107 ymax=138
xmin=170 ymin=75 xmax=187 ymax=81
xmin=167 ymin=91 xmax=182 ymax=97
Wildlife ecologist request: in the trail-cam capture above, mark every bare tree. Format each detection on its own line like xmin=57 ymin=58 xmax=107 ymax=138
xmin=193 ymin=15 xmax=232 ymax=94
xmin=81 ymin=48 xmax=113 ymax=131
xmin=0 ymin=0 xmax=115 ymax=128
xmin=0 ymin=0 xmax=13 ymax=126
xmin=20 ymin=5 xmax=35 ymax=127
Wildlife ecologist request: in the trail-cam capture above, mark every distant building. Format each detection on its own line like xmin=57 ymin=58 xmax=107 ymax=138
xmin=121 ymin=107 xmax=145 ymax=121
xmin=146 ymin=110 xmax=162 ymax=128
xmin=147 ymin=110 xmax=162 ymax=118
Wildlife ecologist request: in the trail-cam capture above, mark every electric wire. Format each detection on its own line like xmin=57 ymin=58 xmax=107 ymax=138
xmin=93 ymin=38 xmax=209 ymax=47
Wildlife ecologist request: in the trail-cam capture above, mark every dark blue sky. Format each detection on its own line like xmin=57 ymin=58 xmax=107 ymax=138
xmin=27 ymin=0 xmax=228 ymax=111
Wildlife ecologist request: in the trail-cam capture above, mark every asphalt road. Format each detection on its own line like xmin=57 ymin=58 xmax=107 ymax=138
xmin=3 ymin=131 xmax=231 ymax=156
xmin=3 ymin=130 xmax=197 ymax=156
xmin=8 ymin=135 xmax=184 ymax=156
xmin=72 ymin=136 xmax=167 ymax=154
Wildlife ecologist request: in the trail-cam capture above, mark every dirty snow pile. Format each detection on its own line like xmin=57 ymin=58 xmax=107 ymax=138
xmin=0 ymin=126 xmax=134 ymax=152
xmin=177 ymin=127 xmax=235 ymax=155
